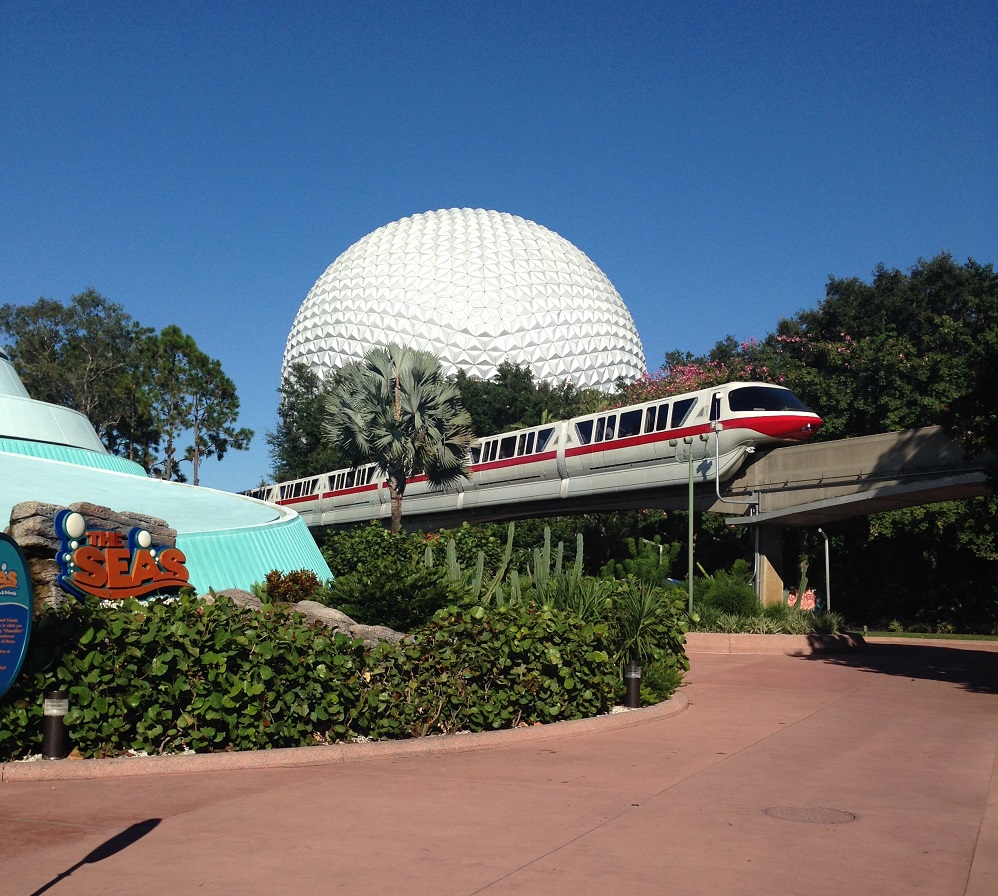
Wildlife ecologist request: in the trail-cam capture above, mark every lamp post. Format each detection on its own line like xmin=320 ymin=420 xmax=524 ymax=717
xmin=669 ymin=436 xmax=696 ymax=615
xmin=817 ymin=527 xmax=830 ymax=612
xmin=685 ymin=436 xmax=695 ymax=614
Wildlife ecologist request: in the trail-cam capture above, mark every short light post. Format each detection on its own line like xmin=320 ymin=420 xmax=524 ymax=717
xmin=42 ymin=689 xmax=69 ymax=759
xmin=624 ymin=659 xmax=641 ymax=708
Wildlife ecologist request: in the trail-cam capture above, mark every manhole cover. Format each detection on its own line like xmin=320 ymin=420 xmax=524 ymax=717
xmin=764 ymin=806 xmax=857 ymax=824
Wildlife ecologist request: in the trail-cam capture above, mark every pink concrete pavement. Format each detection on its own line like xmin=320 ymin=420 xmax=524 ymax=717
xmin=2 ymin=639 xmax=996 ymax=896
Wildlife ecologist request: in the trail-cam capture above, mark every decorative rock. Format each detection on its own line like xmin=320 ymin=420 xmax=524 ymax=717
xmin=294 ymin=601 xmax=357 ymax=631
xmin=349 ymin=623 xmax=407 ymax=647
xmin=201 ymin=592 xmax=405 ymax=646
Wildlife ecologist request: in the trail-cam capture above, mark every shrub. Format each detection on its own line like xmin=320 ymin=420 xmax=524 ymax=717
xmin=362 ymin=603 xmax=620 ymax=738
xmin=322 ymin=523 xmax=421 ymax=577
xmin=698 ymin=560 xmax=759 ymax=616
xmin=328 ymin=561 xmax=464 ymax=632
xmin=0 ymin=594 xmax=370 ymax=760
xmin=262 ymin=569 xmax=323 ymax=604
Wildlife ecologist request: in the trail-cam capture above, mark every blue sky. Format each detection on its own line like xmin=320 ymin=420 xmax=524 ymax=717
xmin=2 ymin=1 xmax=995 ymax=492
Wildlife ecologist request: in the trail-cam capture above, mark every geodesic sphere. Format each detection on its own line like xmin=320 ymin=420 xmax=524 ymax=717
xmin=283 ymin=208 xmax=646 ymax=391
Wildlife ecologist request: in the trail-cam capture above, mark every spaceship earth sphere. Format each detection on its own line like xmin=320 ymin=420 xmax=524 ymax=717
xmin=283 ymin=208 xmax=646 ymax=391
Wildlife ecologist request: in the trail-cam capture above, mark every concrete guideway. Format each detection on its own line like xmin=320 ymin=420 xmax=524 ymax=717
xmin=2 ymin=639 xmax=995 ymax=895
xmin=721 ymin=425 xmax=992 ymax=527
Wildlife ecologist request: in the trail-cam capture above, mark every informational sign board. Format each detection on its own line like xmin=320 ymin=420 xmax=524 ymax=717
xmin=0 ymin=533 xmax=33 ymax=700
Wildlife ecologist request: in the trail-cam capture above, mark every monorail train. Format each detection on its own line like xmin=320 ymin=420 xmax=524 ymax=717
xmin=244 ymin=381 xmax=822 ymax=527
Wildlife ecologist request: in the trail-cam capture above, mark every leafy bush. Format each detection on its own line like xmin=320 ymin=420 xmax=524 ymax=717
xmin=323 ymin=523 xmax=421 ymax=577
xmin=1 ymin=594 xmax=636 ymax=759
xmin=262 ymin=569 xmax=324 ymax=604
xmin=640 ymin=656 xmax=685 ymax=705
xmin=0 ymin=594 xmax=369 ymax=760
xmin=328 ymin=561 xmax=464 ymax=632
xmin=362 ymin=603 xmax=620 ymax=738
xmin=697 ymin=560 xmax=760 ymax=616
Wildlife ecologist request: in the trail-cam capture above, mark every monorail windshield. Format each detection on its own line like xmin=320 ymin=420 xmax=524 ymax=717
xmin=728 ymin=386 xmax=813 ymax=413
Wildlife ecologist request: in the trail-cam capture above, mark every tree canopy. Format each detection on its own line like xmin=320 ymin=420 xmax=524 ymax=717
xmin=324 ymin=344 xmax=474 ymax=533
xmin=454 ymin=362 xmax=605 ymax=435
xmin=634 ymin=253 xmax=998 ymax=631
xmin=266 ymin=362 xmax=348 ymax=482
xmin=0 ymin=290 xmax=252 ymax=484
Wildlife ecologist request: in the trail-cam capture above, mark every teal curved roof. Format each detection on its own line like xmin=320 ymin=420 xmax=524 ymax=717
xmin=0 ymin=354 xmax=330 ymax=593
xmin=2 ymin=448 xmax=331 ymax=592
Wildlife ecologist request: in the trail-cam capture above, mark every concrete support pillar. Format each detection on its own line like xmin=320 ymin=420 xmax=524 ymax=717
xmin=756 ymin=525 xmax=785 ymax=607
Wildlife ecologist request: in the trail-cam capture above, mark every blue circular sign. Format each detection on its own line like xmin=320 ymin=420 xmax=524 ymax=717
xmin=0 ymin=533 xmax=33 ymax=700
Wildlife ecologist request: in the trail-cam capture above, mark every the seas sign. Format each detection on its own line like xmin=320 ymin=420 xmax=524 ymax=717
xmin=55 ymin=509 xmax=190 ymax=600
xmin=0 ymin=533 xmax=33 ymax=699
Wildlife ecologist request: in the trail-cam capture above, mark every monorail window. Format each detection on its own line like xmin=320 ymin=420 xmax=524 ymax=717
xmin=655 ymin=402 xmax=671 ymax=432
xmin=279 ymin=484 xmax=290 ymax=500
xmin=470 ymin=446 xmax=481 ymax=464
xmin=498 ymin=435 xmax=516 ymax=459
xmin=345 ymin=469 xmax=355 ymax=488
xmin=487 ymin=440 xmax=499 ymax=462
xmin=575 ymin=420 xmax=594 ymax=445
xmin=618 ymin=409 xmax=642 ymax=438
xmin=728 ymin=386 xmax=813 ymax=413
xmin=536 ymin=427 xmax=554 ymax=452
xmin=525 ymin=431 xmax=535 ymax=454
xmin=671 ymin=397 xmax=697 ymax=428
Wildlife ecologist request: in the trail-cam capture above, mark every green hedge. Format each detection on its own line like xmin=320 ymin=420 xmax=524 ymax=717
xmin=0 ymin=595 xmax=624 ymax=760
xmin=362 ymin=603 xmax=620 ymax=739
xmin=0 ymin=594 xmax=369 ymax=759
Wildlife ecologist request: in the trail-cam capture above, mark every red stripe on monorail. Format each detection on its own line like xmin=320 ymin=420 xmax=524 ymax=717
xmin=470 ymin=450 xmax=558 ymax=473
xmin=564 ymin=414 xmax=820 ymax=458
xmin=278 ymin=481 xmax=380 ymax=505
xmin=564 ymin=422 xmax=714 ymax=458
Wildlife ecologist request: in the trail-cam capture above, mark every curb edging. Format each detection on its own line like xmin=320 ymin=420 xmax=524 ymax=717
xmin=1 ymin=691 xmax=688 ymax=783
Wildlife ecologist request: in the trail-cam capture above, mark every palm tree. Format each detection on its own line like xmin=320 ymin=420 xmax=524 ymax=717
xmin=324 ymin=344 xmax=474 ymax=533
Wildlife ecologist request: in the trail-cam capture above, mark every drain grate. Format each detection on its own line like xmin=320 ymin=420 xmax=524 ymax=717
xmin=764 ymin=806 xmax=857 ymax=824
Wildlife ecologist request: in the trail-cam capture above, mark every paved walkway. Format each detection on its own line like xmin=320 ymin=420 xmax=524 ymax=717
xmin=3 ymin=640 xmax=996 ymax=895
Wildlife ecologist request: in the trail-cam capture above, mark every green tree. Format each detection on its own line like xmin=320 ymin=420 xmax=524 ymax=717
xmin=148 ymin=325 xmax=253 ymax=485
xmin=324 ymin=344 xmax=474 ymax=533
xmin=0 ymin=289 xmax=154 ymax=452
xmin=266 ymin=362 xmax=347 ymax=481
xmin=454 ymin=361 xmax=607 ymax=437
xmin=684 ymin=253 xmax=998 ymax=631
xmin=183 ymin=354 xmax=253 ymax=486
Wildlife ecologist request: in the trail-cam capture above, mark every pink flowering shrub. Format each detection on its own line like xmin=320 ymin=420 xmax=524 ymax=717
xmin=787 ymin=589 xmax=817 ymax=611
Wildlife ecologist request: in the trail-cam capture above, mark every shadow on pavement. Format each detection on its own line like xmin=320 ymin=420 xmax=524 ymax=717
xmin=803 ymin=641 xmax=998 ymax=695
xmin=29 ymin=818 xmax=161 ymax=896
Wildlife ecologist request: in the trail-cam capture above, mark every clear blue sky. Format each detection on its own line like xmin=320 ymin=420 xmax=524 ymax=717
xmin=2 ymin=1 xmax=995 ymax=492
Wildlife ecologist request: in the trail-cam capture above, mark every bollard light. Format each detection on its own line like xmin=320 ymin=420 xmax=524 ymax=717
xmin=42 ymin=689 xmax=70 ymax=759
xmin=624 ymin=660 xmax=641 ymax=708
